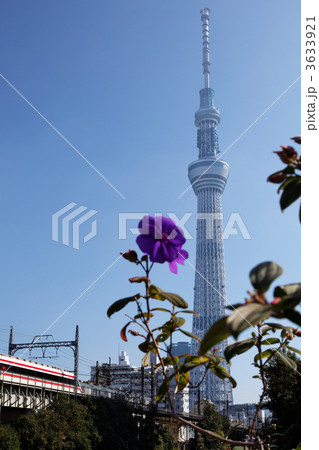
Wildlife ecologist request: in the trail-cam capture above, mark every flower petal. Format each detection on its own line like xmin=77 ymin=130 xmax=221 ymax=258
xmin=135 ymin=215 xmax=188 ymax=271
xmin=136 ymin=235 xmax=155 ymax=254
xmin=138 ymin=216 xmax=155 ymax=236
xmin=168 ymin=261 xmax=178 ymax=274
xmin=172 ymin=249 xmax=189 ymax=266
xmin=169 ymin=230 xmax=186 ymax=246
xmin=158 ymin=216 xmax=175 ymax=233
xmin=178 ymin=249 xmax=189 ymax=261
xmin=160 ymin=241 xmax=180 ymax=261
xmin=150 ymin=241 xmax=166 ymax=263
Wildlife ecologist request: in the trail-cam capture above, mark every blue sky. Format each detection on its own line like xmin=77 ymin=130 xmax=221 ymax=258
xmin=0 ymin=0 xmax=300 ymax=404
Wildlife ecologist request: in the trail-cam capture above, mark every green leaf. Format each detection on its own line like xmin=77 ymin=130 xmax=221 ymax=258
xmin=157 ymin=332 xmax=171 ymax=343
xmin=138 ymin=340 xmax=150 ymax=353
xmin=162 ymin=356 xmax=179 ymax=366
xmin=178 ymin=372 xmax=190 ymax=391
xmin=280 ymin=177 xmax=301 ymax=211
xmin=224 ymin=422 xmax=243 ymax=439
xmin=286 ymin=346 xmax=301 ymax=355
xmin=181 ymin=355 xmax=210 ymax=371
xmin=249 ymin=262 xmax=283 ymax=293
xmin=260 ymin=338 xmax=280 ymax=345
xmin=156 ymin=381 xmax=167 ymax=403
xmin=134 ymin=312 xmax=154 ymax=320
xmin=179 ymin=329 xmax=201 ymax=342
xmin=278 ymin=175 xmax=298 ymax=193
xmin=151 ymin=307 xmax=171 ymax=313
xmin=281 ymin=329 xmax=290 ymax=339
xmin=162 ymin=320 xmax=175 ymax=333
xmin=283 ymin=309 xmax=301 ymax=326
xmin=173 ymin=317 xmax=186 ymax=328
xmin=224 ymin=338 xmax=256 ymax=363
xmin=227 ymin=303 xmax=273 ymax=340
xmin=199 ymin=317 xmax=231 ymax=355
xmin=254 ymin=349 xmax=273 ymax=364
xmin=164 ymin=293 xmax=188 ymax=308
xmin=275 ymin=352 xmax=298 ymax=370
xmin=264 ymin=322 xmax=294 ymax=332
xmin=149 ymin=285 xmax=188 ymax=308
xmin=210 ymin=365 xmax=237 ymax=388
xmin=226 ymin=303 xmax=244 ymax=310
xmin=107 ymin=294 xmax=141 ymax=318
xmin=208 ymin=355 xmax=224 ymax=365
xmin=273 ymin=283 xmax=301 ymax=301
xmin=210 ymin=364 xmax=228 ymax=379
xmin=149 ymin=285 xmax=166 ymax=301
xmin=175 ymin=310 xmax=199 ymax=317
xmin=282 ymin=165 xmax=296 ymax=175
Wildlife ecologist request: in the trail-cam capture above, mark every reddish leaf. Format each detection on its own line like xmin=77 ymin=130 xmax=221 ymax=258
xmin=120 ymin=322 xmax=131 ymax=342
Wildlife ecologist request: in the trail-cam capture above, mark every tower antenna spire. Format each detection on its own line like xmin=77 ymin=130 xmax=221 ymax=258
xmin=188 ymin=8 xmax=233 ymax=410
xmin=201 ymin=7 xmax=211 ymax=88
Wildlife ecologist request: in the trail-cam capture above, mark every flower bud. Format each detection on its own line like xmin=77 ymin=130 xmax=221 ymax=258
xmin=129 ymin=330 xmax=140 ymax=337
xmin=274 ymin=146 xmax=298 ymax=164
xmin=121 ymin=250 xmax=138 ymax=263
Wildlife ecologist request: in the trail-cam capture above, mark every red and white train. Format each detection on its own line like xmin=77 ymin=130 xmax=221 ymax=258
xmin=0 ymin=353 xmax=82 ymax=395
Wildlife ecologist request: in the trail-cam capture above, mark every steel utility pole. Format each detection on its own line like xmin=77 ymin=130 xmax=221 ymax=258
xmin=8 ymin=325 xmax=79 ymax=398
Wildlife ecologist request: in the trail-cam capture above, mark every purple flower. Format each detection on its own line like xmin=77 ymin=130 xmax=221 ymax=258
xmin=136 ymin=215 xmax=188 ymax=274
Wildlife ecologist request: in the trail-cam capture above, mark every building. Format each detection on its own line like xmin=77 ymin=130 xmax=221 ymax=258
xmin=171 ymin=342 xmax=191 ymax=363
xmin=228 ymin=403 xmax=270 ymax=429
xmin=189 ymin=8 xmax=233 ymax=410
xmin=90 ymin=351 xmax=189 ymax=414
xmin=90 ymin=351 xmax=152 ymax=405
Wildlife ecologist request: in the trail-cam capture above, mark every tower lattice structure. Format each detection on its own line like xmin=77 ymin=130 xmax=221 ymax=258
xmin=189 ymin=8 xmax=233 ymax=411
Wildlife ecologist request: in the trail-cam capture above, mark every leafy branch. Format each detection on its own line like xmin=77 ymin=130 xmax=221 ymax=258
xmin=267 ymin=136 xmax=301 ymax=220
xmin=106 ymin=135 xmax=301 ymax=449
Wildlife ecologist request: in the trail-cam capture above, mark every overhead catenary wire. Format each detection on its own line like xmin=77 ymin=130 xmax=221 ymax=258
xmin=0 ymin=325 xmax=95 ymax=379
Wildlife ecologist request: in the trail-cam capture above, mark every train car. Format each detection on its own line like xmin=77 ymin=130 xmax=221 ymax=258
xmin=80 ymin=382 xmax=117 ymax=399
xmin=0 ymin=353 xmax=81 ymax=395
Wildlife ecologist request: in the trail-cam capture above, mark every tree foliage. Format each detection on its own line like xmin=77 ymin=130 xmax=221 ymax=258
xmin=190 ymin=403 xmax=230 ymax=450
xmin=0 ymin=424 xmax=20 ymax=449
xmin=262 ymin=350 xmax=301 ymax=450
xmin=1 ymin=395 xmax=175 ymax=450
xmin=14 ymin=395 xmax=100 ymax=449
xmin=81 ymin=396 xmax=174 ymax=450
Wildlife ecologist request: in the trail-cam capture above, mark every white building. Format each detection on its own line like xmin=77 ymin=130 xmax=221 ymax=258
xmin=90 ymin=351 xmax=189 ymax=414
xmin=228 ymin=403 xmax=270 ymax=429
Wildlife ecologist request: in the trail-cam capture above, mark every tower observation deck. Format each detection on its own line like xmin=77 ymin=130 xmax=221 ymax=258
xmin=189 ymin=8 xmax=233 ymax=411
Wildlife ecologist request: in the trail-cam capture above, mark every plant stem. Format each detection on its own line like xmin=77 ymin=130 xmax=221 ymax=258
xmin=173 ymin=414 xmax=261 ymax=448
xmin=251 ymin=323 xmax=267 ymax=440
xmin=136 ymin=258 xmax=262 ymax=449
xmin=140 ymin=258 xmax=176 ymax=414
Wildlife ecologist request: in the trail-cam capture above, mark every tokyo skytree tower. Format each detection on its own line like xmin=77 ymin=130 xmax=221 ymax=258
xmin=189 ymin=8 xmax=233 ymax=410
